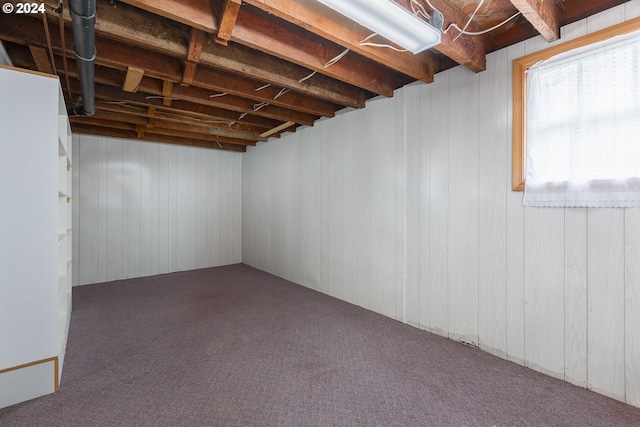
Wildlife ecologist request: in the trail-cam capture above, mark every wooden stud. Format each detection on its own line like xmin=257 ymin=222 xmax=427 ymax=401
xmin=162 ymin=80 xmax=173 ymax=107
xmin=510 ymin=0 xmax=562 ymax=42
xmin=122 ymin=66 xmax=145 ymax=92
xmin=259 ymin=120 xmax=295 ymax=138
xmin=136 ymin=124 xmax=146 ymax=139
xmin=216 ymin=0 xmax=242 ymax=46
xmin=28 ymin=46 xmax=54 ymax=74
xmin=182 ymin=61 xmax=197 ymax=86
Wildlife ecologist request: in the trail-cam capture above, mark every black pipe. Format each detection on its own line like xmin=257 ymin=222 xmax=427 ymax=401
xmin=67 ymin=0 xmax=96 ymax=117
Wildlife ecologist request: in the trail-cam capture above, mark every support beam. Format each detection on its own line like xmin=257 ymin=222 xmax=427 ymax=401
xmin=122 ymin=66 xmax=144 ymax=92
xmin=162 ymin=80 xmax=173 ymax=106
xmin=231 ymin=6 xmax=398 ymax=96
xmin=29 ymin=46 xmax=53 ymax=74
xmin=183 ymin=29 xmax=205 ymax=85
xmin=71 ymin=123 xmax=247 ymax=152
xmin=118 ymin=0 xmax=217 ymax=33
xmin=217 ymin=0 xmax=242 ymax=46
xmin=395 ymin=0 xmax=490 ymax=72
xmin=510 ymin=0 xmax=562 ymax=41
xmin=244 ymin=0 xmax=436 ymax=83
xmin=259 ymin=120 xmax=295 ymax=138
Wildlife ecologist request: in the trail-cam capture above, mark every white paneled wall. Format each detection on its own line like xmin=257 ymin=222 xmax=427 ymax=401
xmin=242 ymin=1 xmax=640 ymax=408
xmin=72 ymin=134 xmax=241 ymax=285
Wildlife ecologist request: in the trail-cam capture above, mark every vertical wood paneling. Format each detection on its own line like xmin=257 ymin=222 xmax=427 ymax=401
xmin=239 ymin=4 xmax=640 ymax=408
xmin=341 ymin=112 xmax=360 ymax=307
xmin=417 ymin=85 xmax=431 ymax=330
xmin=140 ymin=142 xmax=159 ymax=277
xmin=327 ymin=119 xmax=345 ymax=302
xmin=157 ymin=144 xmax=172 ymax=273
xmin=106 ymin=137 xmax=123 ymax=282
xmin=194 ymin=150 xmax=208 ymax=269
xmin=428 ymin=74 xmax=450 ymax=336
xmin=447 ymin=66 xmax=479 ymax=345
xmin=97 ymin=137 xmax=109 ymax=282
xmin=404 ymin=84 xmax=423 ymax=327
xmin=563 ymin=209 xmax=588 ymax=386
xmin=478 ymin=49 xmax=508 ymax=357
xmin=77 ymin=135 xmax=99 ymax=285
xmin=72 ymin=135 xmax=80 ymax=284
xmin=74 ymin=135 xmax=241 ymax=285
xmin=167 ymin=144 xmax=178 ymax=272
xmin=122 ymin=140 xmax=141 ymax=279
xmin=356 ymin=108 xmax=373 ymax=311
xmin=625 ymin=208 xmax=640 ymax=407
xmin=588 ymin=209 xmax=626 ymax=401
xmin=505 ymin=43 xmax=526 ymax=365
xmin=524 ymin=207 xmax=564 ymax=378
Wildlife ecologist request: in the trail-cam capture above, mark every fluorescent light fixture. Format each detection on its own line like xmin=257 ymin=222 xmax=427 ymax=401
xmin=316 ymin=0 xmax=441 ymax=54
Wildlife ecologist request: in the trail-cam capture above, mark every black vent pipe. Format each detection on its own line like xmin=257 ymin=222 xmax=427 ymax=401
xmin=68 ymin=0 xmax=96 ymax=117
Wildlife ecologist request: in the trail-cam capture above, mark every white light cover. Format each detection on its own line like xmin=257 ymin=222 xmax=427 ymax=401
xmin=316 ymin=0 xmax=441 ymax=54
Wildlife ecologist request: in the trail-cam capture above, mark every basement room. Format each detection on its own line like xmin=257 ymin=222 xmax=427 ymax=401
xmin=1 ymin=0 xmax=640 ymax=425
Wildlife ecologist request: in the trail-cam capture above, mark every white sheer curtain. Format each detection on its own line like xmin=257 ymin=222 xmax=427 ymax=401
xmin=523 ymin=30 xmax=640 ymax=207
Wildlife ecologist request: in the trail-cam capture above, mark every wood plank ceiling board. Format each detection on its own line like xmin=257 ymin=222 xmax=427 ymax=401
xmin=0 ymin=0 xmax=632 ymax=149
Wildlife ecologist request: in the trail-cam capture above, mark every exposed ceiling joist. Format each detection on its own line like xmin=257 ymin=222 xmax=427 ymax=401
xmin=1 ymin=0 xmax=631 ymax=150
xmin=510 ymin=0 xmax=561 ymax=41
xmin=216 ymin=0 xmax=242 ymax=45
xmin=243 ymin=0 xmax=437 ymax=83
xmin=122 ymin=66 xmax=144 ymax=92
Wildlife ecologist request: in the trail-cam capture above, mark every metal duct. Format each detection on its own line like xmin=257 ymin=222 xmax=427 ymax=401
xmin=68 ymin=0 xmax=96 ymax=116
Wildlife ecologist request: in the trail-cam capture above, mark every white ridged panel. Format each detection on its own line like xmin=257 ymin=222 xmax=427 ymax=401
xmin=588 ymin=209 xmax=625 ymax=401
xmin=523 ymin=208 xmax=565 ymax=379
xmin=240 ymin=3 xmax=640 ymax=408
xmin=626 ymin=208 xmax=640 ymax=407
xmin=77 ymin=135 xmax=99 ymax=285
xmin=404 ymin=84 xmax=423 ymax=327
xmin=74 ymin=135 xmax=242 ymax=285
xmin=122 ymin=140 xmax=141 ymax=279
xmin=505 ymin=42 xmax=526 ymax=366
xmin=106 ymin=137 xmax=124 ymax=282
xmin=563 ymin=209 xmax=588 ymax=386
xmin=447 ymin=66 xmax=479 ymax=345
xmin=478 ymin=48 xmax=508 ymax=357
xmin=427 ymin=72 xmax=450 ymax=336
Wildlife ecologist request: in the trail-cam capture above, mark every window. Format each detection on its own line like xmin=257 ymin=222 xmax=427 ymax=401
xmin=512 ymin=17 xmax=640 ymax=208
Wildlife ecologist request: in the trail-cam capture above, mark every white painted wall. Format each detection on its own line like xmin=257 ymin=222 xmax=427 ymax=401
xmin=242 ymin=1 xmax=640 ymax=408
xmin=72 ymin=134 xmax=242 ymax=285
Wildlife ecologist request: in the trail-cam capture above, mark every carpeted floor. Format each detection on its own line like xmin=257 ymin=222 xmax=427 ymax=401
xmin=1 ymin=263 xmax=640 ymax=426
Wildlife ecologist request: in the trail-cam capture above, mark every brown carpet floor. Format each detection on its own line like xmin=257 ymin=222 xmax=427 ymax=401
xmin=1 ymin=263 xmax=639 ymax=426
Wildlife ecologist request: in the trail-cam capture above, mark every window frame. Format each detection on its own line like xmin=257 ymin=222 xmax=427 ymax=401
xmin=511 ymin=16 xmax=640 ymax=191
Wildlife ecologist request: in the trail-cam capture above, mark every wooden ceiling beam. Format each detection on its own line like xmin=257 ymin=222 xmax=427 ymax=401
xmin=69 ymin=1 xmax=366 ymax=108
xmin=31 ymin=43 xmax=321 ymax=126
xmin=162 ymin=80 xmax=173 ymax=107
xmin=182 ymin=28 xmax=205 ymax=85
xmin=230 ymin=6 xmax=397 ymax=97
xmin=396 ymin=0 xmax=490 ymax=72
xmin=260 ymin=121 xmax=296 ymax=138
xmin=117 ymin=0 xmax=217 ymax=33
xmin=71 ymin=123 xmax=247 ymax=153
xmin=86 ymin=111 xmax=265 ymax=143
xmin=71 ymin=115 xmax=257 ymax=147
xmin=217 ymin=0 xmax=242 ymax=46
xmin=63 ymin=78 xmax=281 ymax=129
xmin=243 ymin=0 xmax=437 ymax=83
xmin=28 ymin=46 xmax=54 ymax=74
xmin=122 ymin=66 xmax=144 ymax=92
xmin=94 ymin=103 xmax=268 ymax=137
xmin=510 ymin=0 xmax=561 ymax=41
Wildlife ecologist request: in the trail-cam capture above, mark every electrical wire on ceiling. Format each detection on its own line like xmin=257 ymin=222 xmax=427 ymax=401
xmin=417 ymin=0 xmax=522 ymax=41
xmin=358 ymin=32 xmax=408 ymax=52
